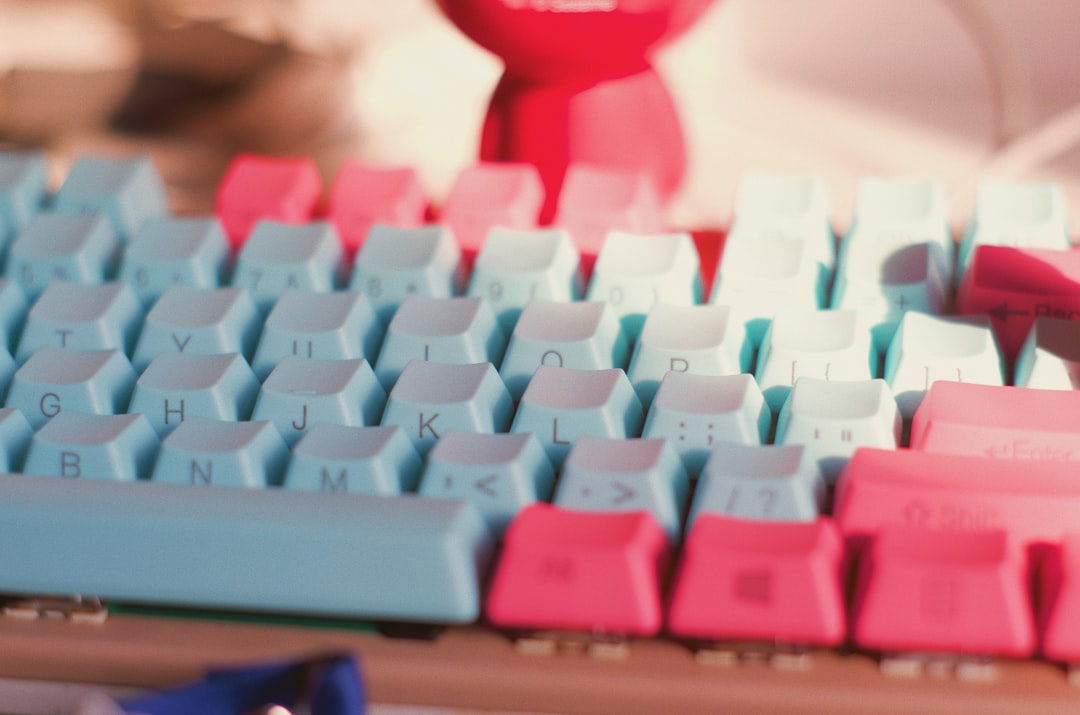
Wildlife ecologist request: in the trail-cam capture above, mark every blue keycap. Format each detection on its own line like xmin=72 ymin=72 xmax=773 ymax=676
xmin=251 ymin=356 xmax=386 ymax=446
xmin=131 ymin=286 xmax=260 ymax=372
xmin=6 ymin=213 xmax=120 ymax=299
xmin=23 ymin=411 xmax=158 ymax=481
xmin=151 ymin=417 xmax=288 ymax=488
xmin=0 ymin=473 xmax=493 ymax=621
xmin=5 ymin=347 xmax=136 ymax=429
xmin=128 ymin=352 xmax=259 ymax=436
xmin=51 ymin=155 xmax=169 ymax=243
xmin=118 ymin=217 xmax=229 ymax=304
xmin=284 ymin=423 xmax=422 ymax=495
xmin=0 ymin=150 xmax=48 ymax=248
xmin=0 ymin=407 xmax=32 ymax=472
xmin=232 ymin=220 xmax=343 ymax=313
xmin=419 ymin=430 xmax=555 ymax=535
xmin=0 ymin=279 xmax=29 ymax=352
xmin=16 ymin=282 xmax=142 ymax=362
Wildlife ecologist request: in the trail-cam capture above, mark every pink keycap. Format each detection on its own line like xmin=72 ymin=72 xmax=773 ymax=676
xmin=852 ymin=525 xmax=1035 ymax=656
xmin=325 ymin=163 xmax=427 ymax=254
xmin=552 ymin=164 xmax=666 ymax=269
xmin=214 ymin=154 xmax=322 ymax=248
xmin=957 ymin=245 xmax=1080 ymax=362
xmin=1039 ymin=534 xmax=1080 ymax=662
xmin=667 ymin=516 xmax=845 ymax=646
xmin=485 ymin=503 xmax=669 ymax=635
xmin=834 ymin=448 xmax=1080 ymax=549
xmin=440 ymin=162 xmax=544 ymax=260
xmin=910 ymin=381 xmax=1080 ymax=460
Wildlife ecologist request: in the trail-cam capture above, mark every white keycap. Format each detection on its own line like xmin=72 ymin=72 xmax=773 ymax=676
xmin=640 ymin=372 xmax=770 ymax=478
xmin=131 ymin=286 xmax=260 ymax=372
xmin=884 ymin=311 xmax=1005 ymax=418
xmin=626 ymin=303 xmax=750 ymax=407
xmin=5 ymin=347 xmax=136 ymax=429
xmin=251 ymin=289 xmax=382 ymax=379
xmin=118 ymin=217 xmax=229 ymax=305
xmin=499 ymin=298 xmax=628 ymax=400
xmin=374 ymin=295 xmax=505 ymax=389
xmin=554 ymin=436 xmax=689 ymax=544
xmin=1014 ymin=316 xmax=1080 ymax=389
xmin=151 ymin=417 xmax=288 ymax=489
xmin=0 ymin=407 xmax=33 ymax=471
xmin=16 ymin=281 xmax=142 ymax=363
xmin=958 ymin=180 xmax=1070 ymax=275
xmin=467 ymin=227 xmax=583 ymax=331
xmin=585 ymin=231 xmax=702 ymax=339
xmin=251 ymin=356 xmax=386 ymax=446
xmin=24 ymin=411 xmax=158 ymax=481
xmin=232 ymin=220 xmax=343 ymax=312
xmin=709 ymin=233 xmax=825 ymax=346
xmin=755 ymin=309 xmax=875 ymax=413
xmin=844 ymin=177 xmax=952 ymax=271
xmin=51 ymin=155 xmax=169 ymax=243
xmin=380 ymin=360 xmax=513 ymax=456
xmin=728 ymin=173 xmax=835 ymax=277
xmin=831 ymin=240 xmax=949 ymax=352
xmin=774 ymin=377 xmax=901 ymax=485
xmin=349 ymin=224 xmax=464 ymax=322
xmin=689 ymin=442 xmax=825 ymax=525
xmin=6 ymin=213 xmax=120 ymax=300
xmin=509 ymin=365 xmax=643 ymax=468
xmin=284 ymin=423 xmax=422 ymax=495
xmin=420 ymin=430 xmax=554 ymax=536
xmin=128 ymin=352 xmax=259 ymax=436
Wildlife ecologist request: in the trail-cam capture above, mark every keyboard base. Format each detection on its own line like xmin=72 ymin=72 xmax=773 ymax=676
xmin=2 ymin=613 xmax=1080 ymax=714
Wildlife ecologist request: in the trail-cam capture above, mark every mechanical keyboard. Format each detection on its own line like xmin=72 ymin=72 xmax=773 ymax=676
xmin=5 ymin=148 xmax=1080 ymax=714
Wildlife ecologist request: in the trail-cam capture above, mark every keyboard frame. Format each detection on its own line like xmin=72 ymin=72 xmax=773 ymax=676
xmin=4 ymin=614 xmax=1080 ymax=714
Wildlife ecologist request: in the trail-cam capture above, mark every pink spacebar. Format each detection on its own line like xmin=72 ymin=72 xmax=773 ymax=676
xmin=834 ymin=447 xmax=1080 ymax=547
xmin=909 ymin=381 xmax=1080 ymax=460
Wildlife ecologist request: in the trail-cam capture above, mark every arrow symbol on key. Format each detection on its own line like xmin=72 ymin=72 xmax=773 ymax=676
xmin=988 ymin=302 xmax=1029 ymax=323
xmin=611 ymin=481 xmax=636 ymax=505
xmin=474 ymin=474 xmax=498 ymax=497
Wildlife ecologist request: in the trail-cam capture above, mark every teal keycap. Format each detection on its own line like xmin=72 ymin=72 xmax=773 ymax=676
xmin=0 ymin=150 xmax=48 ymax=248
xmin=0 ymin=407 xmax=32 ymax=472
xmin=349 ymin=225 xmax=464 ymax=323
xmin=284 ymin=423 xmax=422 ymax=495
xmin=5 ymin=213 xmax=120 ymax=299
xmin=381 ymin=360 xmax=513 ymax=456
xmin=554 ymin=435 xmax=689 ymax=544
xmin=0 ymin=473 xmax=493 ymax=621
xmin=16 ymin=281 xmax=142 ymax=362
xmin=0 ymin=279 xmax=29 ymax=352
xmin=5 ymin=347 xmax=136 ymax=429
xmin=419 ymin=430 xmax=554 ymax=536
xmin=51 ymin=155 xmax=169 ymax=243
xmin=250 ymin=289 xmax=382 ymax=380
xmin=232 ymin=220 xmax=343 ymax=313
xmin=374 ymin=295 xmax=505 ymax=389
xmin=131 ymin=286 xmax=260 ymax=372
xmin=151 ymin=416 xmax=288 ymax=488
xmin=251 ymin=356 xmax=386 ymax=446
xmin=128 ymin=352 xmax=259 ymax=436
xmin=118 ymin=217 xmax=230 ymax=305
xmin=23 ymin=411 xmax=158 ymax=481
xmin=509 ymin=364 xmax=643 ymax=468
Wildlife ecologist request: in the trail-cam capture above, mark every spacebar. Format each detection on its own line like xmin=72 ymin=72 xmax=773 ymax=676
xmin=0 ymin=474 xmax=494 ymax=623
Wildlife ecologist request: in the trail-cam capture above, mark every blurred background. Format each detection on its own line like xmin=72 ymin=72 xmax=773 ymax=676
xmin=4 ymin=0 xmax=1080 ymax=233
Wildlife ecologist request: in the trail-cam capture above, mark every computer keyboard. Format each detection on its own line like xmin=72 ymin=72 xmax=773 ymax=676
xmin=4 ymin=148 xmax=1080 ymax=714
